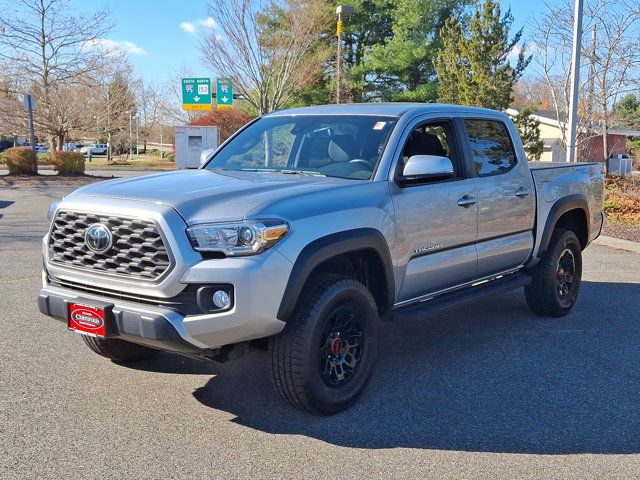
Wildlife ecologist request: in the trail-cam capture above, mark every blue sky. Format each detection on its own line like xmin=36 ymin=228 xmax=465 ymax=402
xmin=75 ymin=0 xmax=552 ymax=84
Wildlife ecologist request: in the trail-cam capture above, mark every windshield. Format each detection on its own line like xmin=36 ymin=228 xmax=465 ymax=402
xmin=204 ymin=114 xmax=397 ymax=180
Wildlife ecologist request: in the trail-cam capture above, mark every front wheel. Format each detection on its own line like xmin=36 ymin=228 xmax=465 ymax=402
xmin=269 ymin=276 xmax=380 ymax=415
xmin=525 ymin=229 xmax=583 ymax=317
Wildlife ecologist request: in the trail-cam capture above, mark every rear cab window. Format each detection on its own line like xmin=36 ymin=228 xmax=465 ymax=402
xmin=463 ymin=119 xmax=517 ymax=177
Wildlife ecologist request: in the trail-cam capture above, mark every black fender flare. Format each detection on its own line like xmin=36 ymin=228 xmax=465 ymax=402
xmin=537 ymin=194 xmax=589 ymax=258
xmin=277 ymin=228 xmax=395 ymax=321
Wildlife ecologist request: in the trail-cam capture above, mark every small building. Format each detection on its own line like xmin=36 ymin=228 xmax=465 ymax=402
xmin=506 ymin=108 xmax=640 ymax=163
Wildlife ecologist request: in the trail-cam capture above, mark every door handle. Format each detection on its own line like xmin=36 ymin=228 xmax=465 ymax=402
xmin=515 ymin=187 xmax=531 ymax=198
xmin=457 ymin=195 xmax=477 ymax=208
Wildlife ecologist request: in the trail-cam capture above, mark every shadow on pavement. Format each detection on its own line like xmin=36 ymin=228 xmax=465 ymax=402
xmin=132 ymin=280 xmax=640 ymax=454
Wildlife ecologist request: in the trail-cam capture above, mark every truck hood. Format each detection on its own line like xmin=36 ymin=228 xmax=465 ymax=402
xmin=68 ymin=169 xmax=353 ymax=224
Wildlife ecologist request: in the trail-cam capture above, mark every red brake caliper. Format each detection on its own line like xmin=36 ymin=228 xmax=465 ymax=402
xmin=330 ymin=337 xmax=342 ymax=356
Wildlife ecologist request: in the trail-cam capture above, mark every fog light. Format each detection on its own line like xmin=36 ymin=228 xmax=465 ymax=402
xmin=212 ymin=290 xmax=231 ymax=309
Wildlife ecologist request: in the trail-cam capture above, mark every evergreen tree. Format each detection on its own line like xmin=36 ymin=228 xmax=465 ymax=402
xmin=434 ymin=0 xmax=530 ymax=110
xmin=357 ymin=0 xmax=470 ymax=102
xmin=296 ymin=0 xmax=470 ymax=104
xmin=614 ymin=93 xmax=640 ymax=129
xmin=514 ymin=105 xmax=544 ymax=161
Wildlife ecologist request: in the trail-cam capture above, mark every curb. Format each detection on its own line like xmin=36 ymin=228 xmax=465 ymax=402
xmin=593 ymin=235 xmax=640 ymax=254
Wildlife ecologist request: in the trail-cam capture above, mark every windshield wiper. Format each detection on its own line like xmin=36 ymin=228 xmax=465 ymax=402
xmin=232 ymin=167 xmax=326 ymax=177
xmin=280 ymin=169 xmax=326 ymax=177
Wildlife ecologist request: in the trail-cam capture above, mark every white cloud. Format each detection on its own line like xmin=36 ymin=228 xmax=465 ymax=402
xmin=199 ymin=17 xmax=217 ymax=29
xmin=180 ymin=21 xmax=196 ymax=34
xmin=180 ymin=17 xmax=217 ymax=34
xmin=85 ymin=39 xmax=148 ymax=56
xmin=508 ymin=43 xmax=540 ymax=62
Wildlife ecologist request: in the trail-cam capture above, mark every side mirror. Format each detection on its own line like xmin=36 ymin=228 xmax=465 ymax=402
xmin=399 ymin=155 xmax=454 ymax=185
xmin=200 ymin=148 xmax=216 ymax=166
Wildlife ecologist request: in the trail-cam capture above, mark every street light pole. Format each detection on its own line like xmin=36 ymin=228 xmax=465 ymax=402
xmin=128 ymin=110 xmax=133 ymax=160
xmin=135 ymin=116 xmax=139 ymax=156
xmin=566 ymin=0 xmax=584 ymax=163
xmin=336 ymin=12 xmax=342 ymax=104
xmin=335 ymin=5 xmax=354 ymax=104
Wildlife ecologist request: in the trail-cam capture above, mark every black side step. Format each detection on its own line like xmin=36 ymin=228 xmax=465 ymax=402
xmin=393 ymin=273 xmax=531 ymax=317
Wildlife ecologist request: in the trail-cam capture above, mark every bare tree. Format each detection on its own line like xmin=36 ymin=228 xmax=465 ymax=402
xmin=511 ymin=77 xmax=555 ymax=110
xmin=93 ymin=60 xmax=137 ymax=159
xmin=532 ymin=0 xmax=640 ymax=161
xmin=136 ymin=79 xmax=170 ymax=151
xmin=201 ymin=0 xmax=332 ymax=115
xmin=0 ymin=0 xmax=113 ymax=164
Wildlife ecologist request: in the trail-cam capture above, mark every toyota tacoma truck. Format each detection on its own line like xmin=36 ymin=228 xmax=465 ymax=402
xmin=39 ymin=104 xmax=604 ymax=415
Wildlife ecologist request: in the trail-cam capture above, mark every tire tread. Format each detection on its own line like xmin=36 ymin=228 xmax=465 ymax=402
xmin=269 ymin=274 xmax=378 ymax=414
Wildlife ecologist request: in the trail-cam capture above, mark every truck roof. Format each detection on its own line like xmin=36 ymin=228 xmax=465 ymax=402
xmin=265 ymin=103 xmax=505 ymax=118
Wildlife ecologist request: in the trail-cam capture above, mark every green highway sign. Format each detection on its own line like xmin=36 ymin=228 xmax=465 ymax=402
xmin=216 ymin=79 xmax=233 ymax=109
xmin=182 ymin=78 xmax=212 ymax=111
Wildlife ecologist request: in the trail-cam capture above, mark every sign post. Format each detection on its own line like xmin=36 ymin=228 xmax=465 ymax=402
xmin=181 ymin=78 xmax=212 ymax=110
xmin=20 ymin=94 xmax=37 ymax=152
xmin=216 ymin=79 xmax=233 ymax=109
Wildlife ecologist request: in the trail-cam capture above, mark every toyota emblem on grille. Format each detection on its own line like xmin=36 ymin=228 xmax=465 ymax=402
xmin=84 ymin=224 xmax=113 ymax=254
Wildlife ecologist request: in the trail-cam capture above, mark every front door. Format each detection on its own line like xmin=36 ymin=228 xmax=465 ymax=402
xmin=391 ymin=119 xmax=478 ymax=304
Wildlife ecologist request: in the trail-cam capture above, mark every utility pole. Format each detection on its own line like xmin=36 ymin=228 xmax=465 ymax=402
xmin=566 ymin=0 xmax=584 ymax=163
xmin=106 ymin=85 xmax=112 ymax=163
xmin=135 ymin=116 xmax=139 ymax=156
xmin=335 ymin=5 xmax=354 ymax=104
xmin=128 ymin=110 xmax=133 ymax=160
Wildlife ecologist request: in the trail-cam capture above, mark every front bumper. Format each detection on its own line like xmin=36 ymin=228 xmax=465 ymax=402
xmin=38 ymin=285 xmax=212 ymax=356
xmin=39 ymin=247 xmax=293 ymax=354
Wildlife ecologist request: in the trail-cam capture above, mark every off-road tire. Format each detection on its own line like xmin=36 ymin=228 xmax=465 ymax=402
xmin=525 ymin=229 xmax=582 ymax=317
xmin=82 ymin=336 xmax=160 ymax=363
xmin=269 ymin=275 xmax=380 ymax=415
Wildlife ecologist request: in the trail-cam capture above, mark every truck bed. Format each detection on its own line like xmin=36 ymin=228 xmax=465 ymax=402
xmin=528 ymin=161 xmax=605 ymax=260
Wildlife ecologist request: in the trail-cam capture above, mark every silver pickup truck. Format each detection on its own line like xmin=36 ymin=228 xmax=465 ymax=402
xmin=39 ymin=104 xmax=604 ymax=414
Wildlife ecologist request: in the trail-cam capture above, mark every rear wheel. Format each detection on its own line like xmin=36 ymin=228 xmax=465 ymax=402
xmin=81 ymin=336 xmax=160 ymax=363
xmin=525 ymin=229 xmax=582 ymax=317
xmin=269 ymin=275 xmax=380 ymax=415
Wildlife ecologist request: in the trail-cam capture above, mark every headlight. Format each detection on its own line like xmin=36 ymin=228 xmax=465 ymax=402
xmin=186 ymin=220 xmax=289 ymax=256
xmin=47 ymin=202 xmax=59 ymax=222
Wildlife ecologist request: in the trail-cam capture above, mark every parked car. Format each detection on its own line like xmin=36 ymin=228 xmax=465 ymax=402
xmin=80 ymin=144 xmax=108 ymax=155
xmin=34 ymin=145 xmax=48 ymax=153
xmin=0 ymin=140 xmax=13 ymax=153
xmin=63 ymin=143 xmax=82 ymax=152
xmin=39 ymin=104 xmax=605 ymax=415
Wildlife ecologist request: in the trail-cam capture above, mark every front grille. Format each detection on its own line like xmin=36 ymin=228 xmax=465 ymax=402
xmin=48 ymin=211 xmax=172 ymax=280
xmin=48 ymin=277 xmax=201 ymax=315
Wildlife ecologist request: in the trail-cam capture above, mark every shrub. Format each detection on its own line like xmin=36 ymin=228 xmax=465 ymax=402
xmin=3 ymin=147 xmax=37 ymax=174
xmin=38 ymin=153 xmax=52 ymax=165
xmin=51 ymin=151 xmax=85 ymax=175
xmin=190 ymin=109 xmax=254 ymax=142
xmin=165 ymin=153 xmax=175 ymax=162
xmin=604 ymin=175 xmax=640 ymax=223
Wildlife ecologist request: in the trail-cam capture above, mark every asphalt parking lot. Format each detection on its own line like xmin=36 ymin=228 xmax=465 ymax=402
xmin=1 ymin=181 xmax=640 ymax=479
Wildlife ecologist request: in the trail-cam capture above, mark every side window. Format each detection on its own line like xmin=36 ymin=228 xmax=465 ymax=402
xmin=464 ymin=120 xmax=517 ymax=177
xmin=399 ymin=121 xmax=461 ymax=179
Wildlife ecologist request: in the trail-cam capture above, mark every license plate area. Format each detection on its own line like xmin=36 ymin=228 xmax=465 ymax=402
xmin=68 ymin=302 xmax=108 ymax=337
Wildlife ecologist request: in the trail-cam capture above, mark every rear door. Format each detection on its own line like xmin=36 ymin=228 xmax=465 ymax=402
xmin=462 ymin=118 xmax=535 ymax=276
xmin=390 ymin=117 xmax=478 ymax=305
